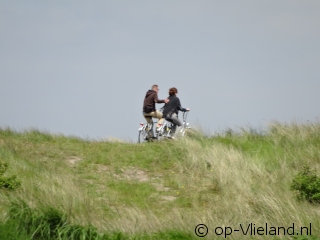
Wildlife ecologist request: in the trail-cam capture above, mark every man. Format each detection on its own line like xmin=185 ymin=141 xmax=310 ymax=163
xmin=142 ymin=84 xmax=169 ymax=135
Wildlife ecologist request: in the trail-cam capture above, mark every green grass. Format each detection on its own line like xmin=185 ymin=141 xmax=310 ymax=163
xmin=0 ymin=122 xmax=320 ymax=239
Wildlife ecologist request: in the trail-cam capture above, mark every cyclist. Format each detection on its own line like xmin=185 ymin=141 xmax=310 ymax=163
xmin=142 ymin=84 xmax=169 ymax=137
xmin=162 ymin=87 xmax=190 ymax=137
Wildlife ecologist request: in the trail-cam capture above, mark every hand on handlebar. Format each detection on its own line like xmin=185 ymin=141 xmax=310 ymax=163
xmin=186 ymin=108 xmax=190 ymax=111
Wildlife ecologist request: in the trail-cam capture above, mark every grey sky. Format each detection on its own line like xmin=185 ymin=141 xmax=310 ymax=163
xmin=1 ymin=1 xmax=319 ymax=141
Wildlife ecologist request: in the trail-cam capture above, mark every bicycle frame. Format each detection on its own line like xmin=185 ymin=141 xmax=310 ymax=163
xmin=156 ymin=121 xmax=173 ymax=138
xmin=156 ymin=110 xmax=190 ymax=139
xmin=138 ymin=122 xmax=152 ymax=132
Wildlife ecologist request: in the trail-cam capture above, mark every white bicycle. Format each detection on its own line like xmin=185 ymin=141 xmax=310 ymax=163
xmin=138 ymin=111 xmax=190 ymax=143
xmin=138 ymin=119 xmax=155 ymax=143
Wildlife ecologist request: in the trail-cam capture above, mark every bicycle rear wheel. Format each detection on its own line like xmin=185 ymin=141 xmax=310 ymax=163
xmin=156 ymin=127 xmax=165 ymax=141
xmin=138 ymin=129 xmax=148 ymax=143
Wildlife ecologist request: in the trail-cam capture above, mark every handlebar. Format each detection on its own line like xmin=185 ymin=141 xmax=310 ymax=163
xmin=183 ymin=110 xmax=189 ymax=121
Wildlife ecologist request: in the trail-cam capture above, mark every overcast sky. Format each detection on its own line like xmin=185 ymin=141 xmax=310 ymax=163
xmin=1 ymin=1 xmax=319 ymax=141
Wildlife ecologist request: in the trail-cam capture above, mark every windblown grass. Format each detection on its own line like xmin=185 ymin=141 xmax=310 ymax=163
xmin=0 ymin=122 xmax=320 ymax=239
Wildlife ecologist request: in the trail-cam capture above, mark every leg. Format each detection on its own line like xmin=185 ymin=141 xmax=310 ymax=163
xmin=166 ymin=113 xmax=182 ymax=127
xmin=157 ymin=117 xmax=165 ymax=129
xmin=143 ymin=113 xmax=153 ymax=123
xmin=150 ymin=110 xmax=164 ymax=129
xmin=145 ymin=111 xmax=164 ymax=129
xmin=165 ymin=113 xmax=183 ymax=137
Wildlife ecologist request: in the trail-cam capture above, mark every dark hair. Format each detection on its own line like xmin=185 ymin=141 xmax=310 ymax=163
xmin=168 ymin=87 xmax=178 ymax=96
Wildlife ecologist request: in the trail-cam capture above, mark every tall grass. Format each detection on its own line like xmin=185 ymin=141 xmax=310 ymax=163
xmin=0 ymin=122 xmax=320 ymax=239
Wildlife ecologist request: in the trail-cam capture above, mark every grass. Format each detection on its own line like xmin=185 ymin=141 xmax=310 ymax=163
xmin=0 ymin=122 xmax=320 ymax=239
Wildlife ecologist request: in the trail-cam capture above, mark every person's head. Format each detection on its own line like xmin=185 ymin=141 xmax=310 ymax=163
xmin=168 ymin=87 xmax=178 ymax=96
xmin=151 ymin=84 xmax=159 ymax=93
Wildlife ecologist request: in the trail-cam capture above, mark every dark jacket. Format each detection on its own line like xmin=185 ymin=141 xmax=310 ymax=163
xmin=142 ymin=90 xmax=165 ymax=113
xmin=162 ymin=95 xmax=187 ymax=117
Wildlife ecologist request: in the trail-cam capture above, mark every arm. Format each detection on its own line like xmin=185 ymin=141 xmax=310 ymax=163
xmin=178 ymin=106 xmax=187 ymax=112
xmin=176 ymin=98 xmax=187 ymax=112
xmin=154 ymin=93 xmax=166 ymax=104
xmin=176 ymin=98 xmax=190 ymax=112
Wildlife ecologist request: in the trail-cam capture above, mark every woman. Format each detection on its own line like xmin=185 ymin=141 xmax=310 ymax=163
xmin=161 ymin=87 xmax=190 ymax=136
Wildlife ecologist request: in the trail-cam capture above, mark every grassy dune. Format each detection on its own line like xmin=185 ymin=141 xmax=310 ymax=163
xmin=0 ymin=122 xmax=320 ymax=239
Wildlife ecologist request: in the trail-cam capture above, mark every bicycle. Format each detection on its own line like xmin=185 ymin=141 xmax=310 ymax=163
xmin=156 ymin=111 xmax=190 ymax=140
xmin=138 ymin=111 xmax=190 ymax=143
xmin=138 ymin=118 xmax=156 ymax=143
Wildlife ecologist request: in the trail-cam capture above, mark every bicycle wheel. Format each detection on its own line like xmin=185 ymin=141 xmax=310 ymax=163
xmin=181 ymin=128 xmax=186 ymax=137
xmin=138 ymin=129 xmax=148 ymax=143
xmin=156 ymin=126 xmax=165 ymax=141
xmin=181 ymin=122 xmax=190 ymax=137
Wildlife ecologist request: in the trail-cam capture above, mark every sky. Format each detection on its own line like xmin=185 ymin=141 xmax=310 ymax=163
xmin=1 ymin=0 xmax=320 ymax=141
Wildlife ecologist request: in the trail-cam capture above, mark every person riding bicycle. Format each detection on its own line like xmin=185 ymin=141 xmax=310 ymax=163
xmin=162 ymin=87 xmax=190 ymax=137
xmin=142 ymin=84 xmax=169 ymax=136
